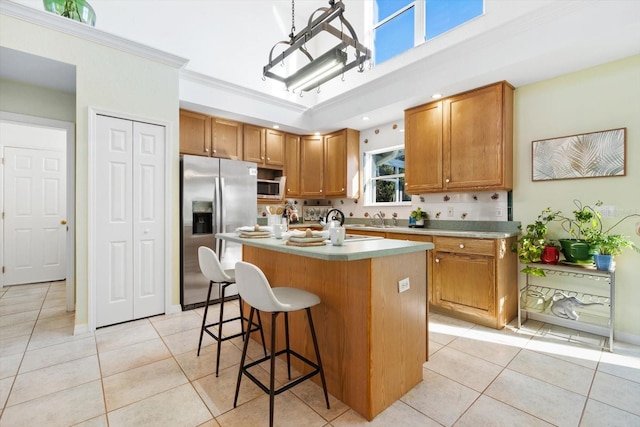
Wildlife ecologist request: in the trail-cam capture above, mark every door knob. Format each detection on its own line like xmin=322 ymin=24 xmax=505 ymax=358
xmin=61 ymin=219 xmax=67 ymax=225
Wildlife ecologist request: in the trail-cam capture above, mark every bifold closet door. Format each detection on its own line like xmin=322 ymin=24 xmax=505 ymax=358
xmin=95 ymin=115 xmax=165 ymax=327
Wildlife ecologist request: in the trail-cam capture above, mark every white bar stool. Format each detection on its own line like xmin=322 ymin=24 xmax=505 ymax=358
xmin=233 ymin=261 xmax=330 ymax=427
xmin=197 ymin=247 xmax=266 ymax=377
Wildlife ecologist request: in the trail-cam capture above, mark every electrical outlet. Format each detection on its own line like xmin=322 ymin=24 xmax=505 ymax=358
xmin=495 ymin=207 xmax=503 ymax=217
xmin=598 ymin=205 xmax=615 ymax=218
xmin=398 ymin=278 xmax=410 ymax=293
xmin=447 ymin=207 xmax=454 ymax=217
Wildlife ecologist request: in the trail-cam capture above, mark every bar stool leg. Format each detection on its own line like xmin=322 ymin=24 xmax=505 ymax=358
xmin=234 ymin=307 xmax=255 ymax=408
xmin=257 ymin=311 xmax=268 ymax=357
xmin=284 ymin=312 xmax=292 ymax=380
xmin=197 ymin=280 xmax=214 ymax=356
xmin=214 ymin=283 xmax=230 ymax=377
xmin=269 ymin=311 xmax=278 ymax=427
xmin=306 ymin=307 xmax=330 ymax=409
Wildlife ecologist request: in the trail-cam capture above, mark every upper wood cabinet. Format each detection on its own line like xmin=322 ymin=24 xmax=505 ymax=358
xmin=243 ymin=124 xmax=265 ymax=164
xmin=405 ymin=102 xmax=443 ymax=194
xmin=265 ymin=129 xmax=285 ymax=167
xmin=179 ymin=110 xmax=211 ymax=156
xmin=244 ymin=126 xmax=285 ymax=168
xmin=324 ymin=129 xmax=360 ymax=198
xmin=404 ymin=81 xmax=514 ymax=194
xmin=300 ymin=135 xmax=324 ymax=198
xmin=211 ymin=117 xmax=243 ymax=159
xmin=284 ymin=133 xmax=301 ymax=198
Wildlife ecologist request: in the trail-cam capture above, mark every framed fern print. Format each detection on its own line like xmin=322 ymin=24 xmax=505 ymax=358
xmin=532 ymin=128 xmax=626 ymax=181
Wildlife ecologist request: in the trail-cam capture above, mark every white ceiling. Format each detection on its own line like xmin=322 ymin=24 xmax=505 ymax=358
xmin=2 ymin=0 xmax=640 ymax=134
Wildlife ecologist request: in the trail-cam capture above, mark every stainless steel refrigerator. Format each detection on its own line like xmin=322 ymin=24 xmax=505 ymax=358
xmin=180 ymin=155 xmax=258 ymax=309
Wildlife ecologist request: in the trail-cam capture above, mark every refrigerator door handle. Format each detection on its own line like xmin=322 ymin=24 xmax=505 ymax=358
xmin=219 ymin=177 xmax=226 ymax=257
xmin=214 ymin=176 xmax=222 ymax=256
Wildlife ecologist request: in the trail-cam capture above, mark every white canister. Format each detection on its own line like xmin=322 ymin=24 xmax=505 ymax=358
xmin=330 ymin=227 xmax=346 ymax=246
xmin=272 ymin=224 xmax=285 ymax=239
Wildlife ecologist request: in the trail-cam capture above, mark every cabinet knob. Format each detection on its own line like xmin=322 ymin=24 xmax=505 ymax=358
xmin=459 ymin=244 xmax=465 ymax=249
xmin=320 ymin=189 xmax=323 ymax=193
xmin=261 ymin=156 xmax=265 ymax=160
xmin=61 ymin=219 xmax=67 ymax=225
xmin=445 ymin=178 xmax=450 ymax=183
xmin=341 ymin=187 xmax=344 ymax=191
xmin=213 ymin=149 xmax=217 ymax=153
xmin=435 ymin=258 xmax=440 ymax=263
xmin=204 ymin=148 xmax=209 ymax=152
xmin=267 ymin=157 xmax=270 ymax=161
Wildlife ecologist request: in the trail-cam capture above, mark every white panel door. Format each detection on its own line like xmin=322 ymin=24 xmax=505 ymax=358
xmin=4 ymin=147 xmax=66 ymax=285
xmin=96 ymin=116 xmax=134 ymax=327
xmin=95 ymin=115 xmax=165 ymax=327
xmin=132 ymin=122 xmax=165 ymax=319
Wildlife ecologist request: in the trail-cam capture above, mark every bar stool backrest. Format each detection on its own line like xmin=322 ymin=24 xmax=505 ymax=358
xmin=198 ymin=246 xmax=233 ymax=283
xmin=235 ymin=261 xmax=288 ymax=313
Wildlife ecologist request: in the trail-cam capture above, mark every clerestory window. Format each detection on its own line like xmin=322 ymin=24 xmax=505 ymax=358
xmin=373 ymin=0 xmax=484 ymax=65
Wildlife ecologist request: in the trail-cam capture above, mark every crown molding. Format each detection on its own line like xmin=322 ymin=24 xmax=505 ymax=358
xmin=0 ymin=0 xmax=188 ymax=68
xmin=180 ymin=69 xmax=308 ymax=115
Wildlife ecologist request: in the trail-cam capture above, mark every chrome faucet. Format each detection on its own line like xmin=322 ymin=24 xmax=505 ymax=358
xmin=372 ymin=211 xmax=385 ymax=227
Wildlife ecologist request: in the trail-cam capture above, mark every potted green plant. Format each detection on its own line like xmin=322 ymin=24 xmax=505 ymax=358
xmin=409 ymin=207 xmax=428 ymax=228
xmin=555 ymin=200 xmax=603 ymax=263
xmin=514 ymin=207 xmax=560 ymax=276
xmin=589 ymin=227 xmax=640 ymax=271
xmin=556 ymin=199 xmax=640 ymax=268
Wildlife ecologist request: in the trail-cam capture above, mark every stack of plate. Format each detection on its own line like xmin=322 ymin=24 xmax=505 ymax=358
xmin=236 ymin=226 xmax=271 ymax=238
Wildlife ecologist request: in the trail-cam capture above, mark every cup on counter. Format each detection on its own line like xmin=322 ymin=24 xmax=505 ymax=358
xmin=272 ymin=224 xmax=285 ymax=239
xmin=330 ymin=227 xmax=345 ymax=246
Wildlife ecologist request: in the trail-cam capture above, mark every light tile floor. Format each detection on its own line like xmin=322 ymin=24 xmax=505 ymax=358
xmin=1 ymin=281 xmax=639 ymax=426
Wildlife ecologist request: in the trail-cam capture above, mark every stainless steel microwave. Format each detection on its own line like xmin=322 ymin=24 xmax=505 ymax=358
xmin=257 ymin=176 xmax=286 ymax=199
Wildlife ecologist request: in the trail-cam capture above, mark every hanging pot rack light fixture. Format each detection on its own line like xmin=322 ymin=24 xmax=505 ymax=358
xmin=263 ymin=0 xmax=371 ymax=93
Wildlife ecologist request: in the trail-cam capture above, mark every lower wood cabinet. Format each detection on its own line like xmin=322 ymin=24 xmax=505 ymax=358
xmin=431 ymin=235 xmax=517 ymax=328
xmin=347 ymin=229 xmax=518 ymax=329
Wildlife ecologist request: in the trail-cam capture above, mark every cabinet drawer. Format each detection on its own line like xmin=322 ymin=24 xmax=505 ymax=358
xmin=434 ymin=236 xmax=494 ymax=256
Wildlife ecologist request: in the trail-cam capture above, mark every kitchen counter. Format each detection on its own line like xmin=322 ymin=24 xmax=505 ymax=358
xmin=287 ymin=222 xmax=519 ymax=239
xmin=217 ymin=232 xmax=430 ymax=420
xmin=216 ymin=232 xmax=433 ymax=261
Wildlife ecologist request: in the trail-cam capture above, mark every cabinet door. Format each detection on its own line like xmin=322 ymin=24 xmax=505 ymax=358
xmin=285 ymin=134 xmax=300 ymax=197
xmin=443 ymin=82 xmax=511 ymax=190
xmin=265 ymin=129 xmax=285 ymax=167
xmin=404 ymin=101 xmax=443 ymax=194
xmin=433 ymin=251 xmax=495 ymax=320
xmin=324 ymin=130 xmax=347 ymax=197
xmin=300 ymin=135 xmax=324 ymax=197
xmin=179 ymin=110 xmax=211 ymax=156
xmin=211 ymin=117 xmax=243 ymax=159
xmin=243 ymin=124 xmax=265 ymax=164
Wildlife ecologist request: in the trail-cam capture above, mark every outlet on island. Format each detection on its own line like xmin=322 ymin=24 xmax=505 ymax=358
xmin=398 ymin=277 xmax=410 ymax=293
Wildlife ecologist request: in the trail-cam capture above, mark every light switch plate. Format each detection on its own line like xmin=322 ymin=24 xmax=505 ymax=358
xmin=398 ymin=278 xmax=410 ymax=293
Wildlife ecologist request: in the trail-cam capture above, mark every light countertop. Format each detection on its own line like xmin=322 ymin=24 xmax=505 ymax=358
xmin=287 ymin=223 xmax=518 ymax=239
xmin=216 ymin=233 xmax=433 ymax=261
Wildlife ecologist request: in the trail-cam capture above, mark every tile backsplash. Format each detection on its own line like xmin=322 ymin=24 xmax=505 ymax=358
xmin=262 ymin=190 xmax=512 ymax=224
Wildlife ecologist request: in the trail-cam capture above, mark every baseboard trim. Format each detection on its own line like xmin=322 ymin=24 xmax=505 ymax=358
xmin=73 ymin=323 xmax=90 ymax=336
xmin=615 ymin=331 xmax=640 ymax=347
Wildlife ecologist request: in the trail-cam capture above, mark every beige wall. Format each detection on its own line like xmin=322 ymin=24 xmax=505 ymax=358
xmin=0 ymin=78 xmax=75 ymax=121
xmin=514 ymin=55 xmax=640 ymax=341
xmin=0 ymin=13 xmax=182 ymax=328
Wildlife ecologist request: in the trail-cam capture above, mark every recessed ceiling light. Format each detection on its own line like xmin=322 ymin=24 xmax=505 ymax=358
xmin=362 ymin=116 xmax=370 ymax=121
xmin=273 ymin=125 xmax=280 ymax=129
xmin=314 ymin=132 xmax=321 ymax=136
xmin=432 ymin=93 xmax=442 ymax=99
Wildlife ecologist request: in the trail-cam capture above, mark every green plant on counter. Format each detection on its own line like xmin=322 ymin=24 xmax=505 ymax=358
xmin=410 ymin=207 xmax=428 ymax=220
xmin=513 ymin=207 xmax=560 ymax=276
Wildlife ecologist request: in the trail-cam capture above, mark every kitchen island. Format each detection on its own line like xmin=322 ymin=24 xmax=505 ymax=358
xmin=217 ymin=233 xmax=433 ymax=421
